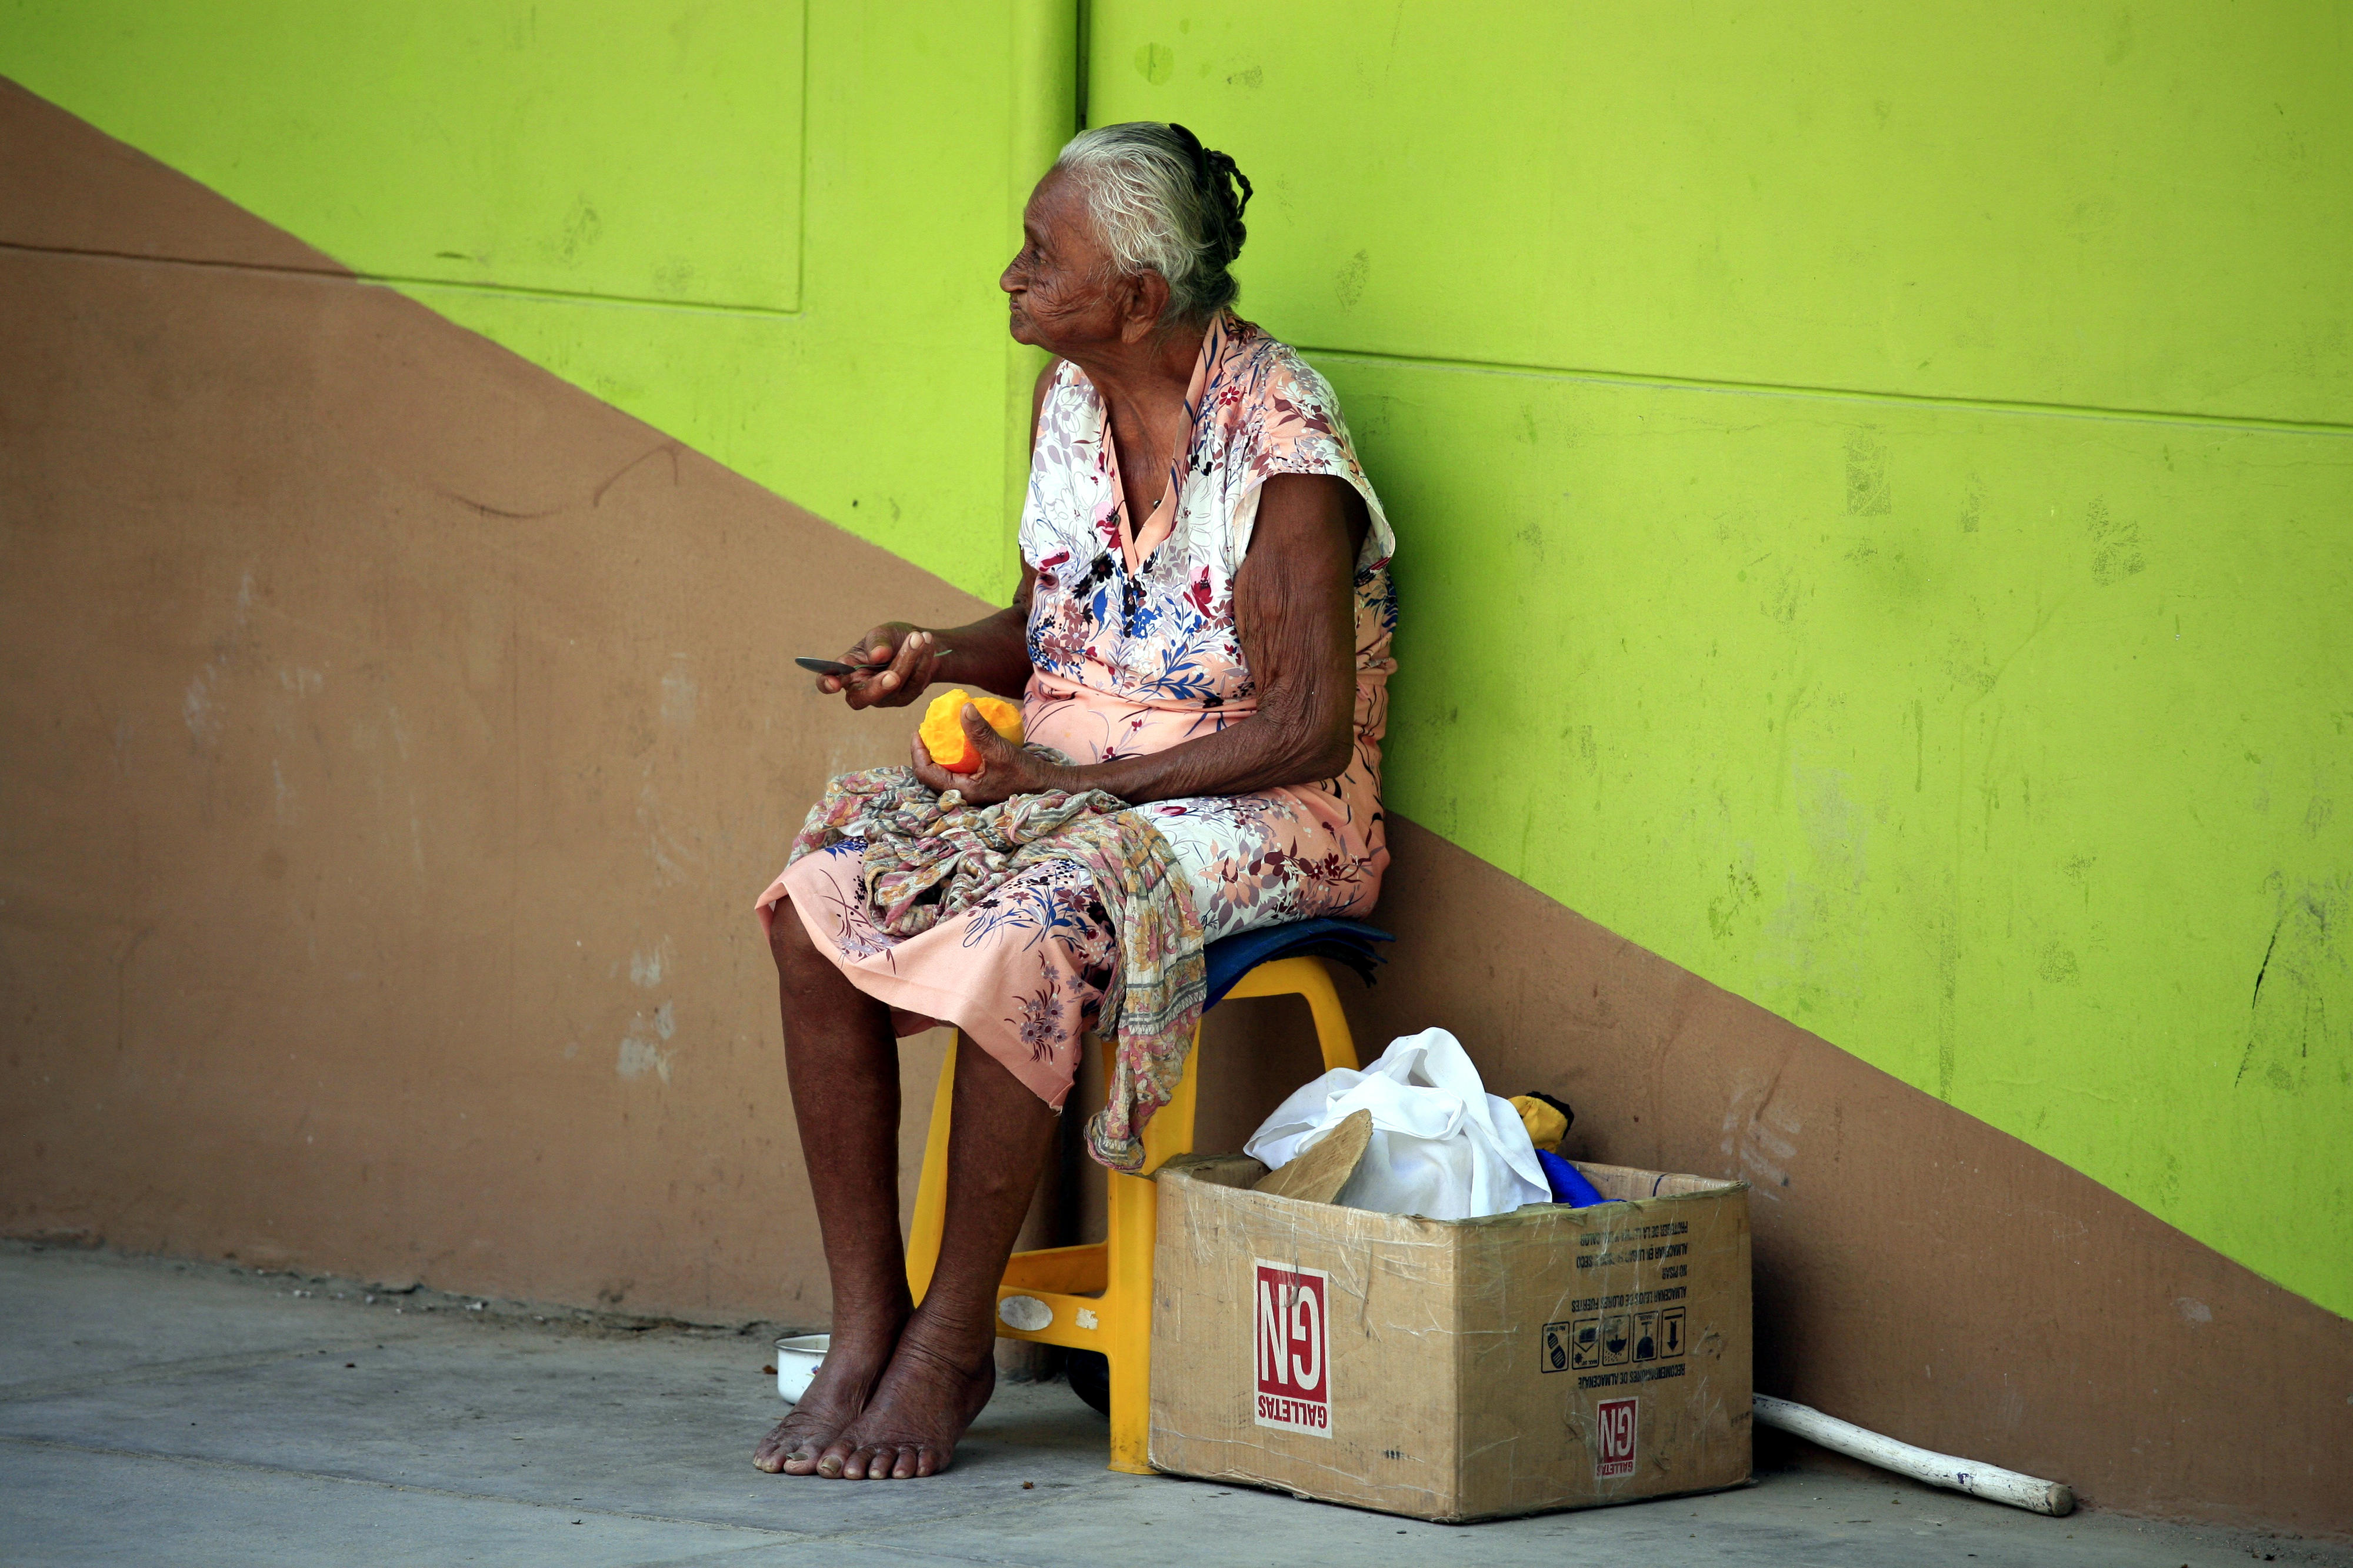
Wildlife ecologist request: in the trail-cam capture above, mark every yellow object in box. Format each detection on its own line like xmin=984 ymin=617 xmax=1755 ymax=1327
xmin=1509 ymin=1093 xmax=1569 ymax=1153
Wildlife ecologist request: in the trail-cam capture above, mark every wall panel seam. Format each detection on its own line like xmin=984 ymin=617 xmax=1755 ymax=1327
xmin=1297 ymin=346 xmax=2353 ymax=439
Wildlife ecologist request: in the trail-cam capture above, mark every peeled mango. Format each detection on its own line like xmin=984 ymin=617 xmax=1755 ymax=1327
xmin=917 ymin=688 xmax=1024 ymax=774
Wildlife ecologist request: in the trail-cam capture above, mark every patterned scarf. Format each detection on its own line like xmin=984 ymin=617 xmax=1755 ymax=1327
xmin=787 ymin=760 xmax=1205 ymax=1173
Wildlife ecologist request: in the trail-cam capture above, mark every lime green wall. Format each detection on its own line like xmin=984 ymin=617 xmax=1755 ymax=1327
xmin=4 ymin=2 xmax=2347 ymax=1315
xmin=2 ymin=0 xmax=1062 ymax=600
xmin=1087 ymin=2 xmax=2352 ymax=1315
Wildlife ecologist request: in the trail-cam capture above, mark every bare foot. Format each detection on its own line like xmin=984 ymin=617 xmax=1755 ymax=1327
xmin=813 ymin=1319 xmax=996 ymax=1479
xmin=753 ymin=1327 xmax=898 ymax=1477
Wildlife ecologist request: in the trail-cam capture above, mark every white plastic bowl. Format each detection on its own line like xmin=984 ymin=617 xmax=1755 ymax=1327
xmin=774 ymin=1333 xmax=829 ymax=1403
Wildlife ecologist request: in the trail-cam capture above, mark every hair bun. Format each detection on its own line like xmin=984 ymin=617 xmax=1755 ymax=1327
xmin=1169 ymin=122 xmax=1252 ymax=268
xmin=1203 ymin=148 xmax=1252 ymax=265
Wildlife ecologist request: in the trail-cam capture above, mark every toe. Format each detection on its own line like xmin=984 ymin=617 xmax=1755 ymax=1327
xmin=891 ymin=1445 xmax=920 ymax=1479
xmin=752 ymin=1426 xmax=789 ymax=1473
xmin=914 ymin=1446 xmax=944 ymax=1478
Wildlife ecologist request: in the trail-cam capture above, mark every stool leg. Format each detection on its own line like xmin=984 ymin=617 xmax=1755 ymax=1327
xmin=903 ymin=1033 xmax=958 ymax=1303
xmin=1136 ymin=1023 xmax=1204 ymax=1176
xmin=1096 ymin=1017 xmax=1207 ymax=1474
xmin=1102 ymin=1166 xmax=1158 ymax=1474
xmin=1295 ymin=960 xmax=1361 ymax=1072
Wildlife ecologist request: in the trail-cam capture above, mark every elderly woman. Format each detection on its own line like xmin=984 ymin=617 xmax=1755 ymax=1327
xmin=751 ymin=122 xmax=1394 ymax=1481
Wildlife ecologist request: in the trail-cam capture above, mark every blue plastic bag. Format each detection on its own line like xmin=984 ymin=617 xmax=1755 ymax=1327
xmin=1535 ymin=1149 xmax=1618 ymax=1208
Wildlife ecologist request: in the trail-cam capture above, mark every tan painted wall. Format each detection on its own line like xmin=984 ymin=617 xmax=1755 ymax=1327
xmin=0 ymin=82 xmax=979 ymax=1320
xmin=4 ymin=84 xmax=2348 ymax=1537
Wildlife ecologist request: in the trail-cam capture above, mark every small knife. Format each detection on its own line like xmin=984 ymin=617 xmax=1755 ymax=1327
xmin=796 ymin=650 xmax=951 ymax=678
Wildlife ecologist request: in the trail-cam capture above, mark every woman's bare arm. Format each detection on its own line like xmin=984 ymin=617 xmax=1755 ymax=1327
xmin=913 ymin=472 xmax=1369 ymax=804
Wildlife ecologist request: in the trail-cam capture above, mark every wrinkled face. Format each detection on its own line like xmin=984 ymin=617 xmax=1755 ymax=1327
xmin=1001 ymin=169 xmax=1138 ymax=356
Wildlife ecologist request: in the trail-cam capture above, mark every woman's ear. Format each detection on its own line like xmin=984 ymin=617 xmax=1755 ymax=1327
xmin=1119 ymin=270 xmax=1172 ymax=343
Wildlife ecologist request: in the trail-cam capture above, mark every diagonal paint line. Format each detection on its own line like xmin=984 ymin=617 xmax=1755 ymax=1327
xmin=0 ymin=237 xmax=348 ymax=281
xmin=1297 ymin=343 xmax=2353 ymax=439
xmin=0 ymin=240 xmax=801 ymax=317
xmin=0 ymin=1434 xmax=813 ymax=1538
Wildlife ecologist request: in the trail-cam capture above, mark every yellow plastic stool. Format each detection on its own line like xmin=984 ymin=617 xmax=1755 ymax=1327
xmin=902 ymin=955 xmax=1359 ymax=1474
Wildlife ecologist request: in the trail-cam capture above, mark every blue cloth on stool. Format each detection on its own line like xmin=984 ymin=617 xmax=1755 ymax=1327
xmin=1201 ymin=918 xmax=1393 ymax=1010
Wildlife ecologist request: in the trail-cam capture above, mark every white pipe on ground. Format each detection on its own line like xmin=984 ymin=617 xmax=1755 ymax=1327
xmin=1752 ymin=1394 xmax=2075 ymax=1517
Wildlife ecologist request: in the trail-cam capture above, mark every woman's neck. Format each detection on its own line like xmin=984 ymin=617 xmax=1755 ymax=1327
xmin=1066 ymin=313 xmax=1205 ymax=413
xmin=1066 ymin=315 xmax=1209 ymax=529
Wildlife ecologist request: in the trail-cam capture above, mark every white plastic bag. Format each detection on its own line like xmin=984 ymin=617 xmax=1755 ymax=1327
xmin=1244 ymin=1027 xmax=1549 ymax=1220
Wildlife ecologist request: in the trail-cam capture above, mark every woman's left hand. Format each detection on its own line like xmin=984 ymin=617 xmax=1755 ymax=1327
xmin=909 ymin=703 xmax=1077 ymax=806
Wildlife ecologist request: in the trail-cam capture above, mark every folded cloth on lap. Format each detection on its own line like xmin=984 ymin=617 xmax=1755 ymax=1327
xmin=788 ymin=758 xmax=1205 ymax=1172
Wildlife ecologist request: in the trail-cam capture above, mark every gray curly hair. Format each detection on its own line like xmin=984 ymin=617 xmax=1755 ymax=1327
xmin=1054 ymin=121 xmax=1254 ymax=321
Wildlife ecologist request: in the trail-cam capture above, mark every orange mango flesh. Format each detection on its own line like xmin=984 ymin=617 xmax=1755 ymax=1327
xmin=917 ymin=688 xmax=1024 ymax=774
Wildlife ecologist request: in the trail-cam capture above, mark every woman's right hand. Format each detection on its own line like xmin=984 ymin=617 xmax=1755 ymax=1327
xmin=819 ymin=623 xmax=945 ymax=709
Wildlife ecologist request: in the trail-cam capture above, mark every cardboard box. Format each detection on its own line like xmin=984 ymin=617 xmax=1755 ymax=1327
xmin=1149 ymin=1155 xmax=1751 ymax=1522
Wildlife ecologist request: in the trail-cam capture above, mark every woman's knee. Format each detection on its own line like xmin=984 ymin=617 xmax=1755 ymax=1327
xmin=767 ymin=898 xmax=815 ymax=975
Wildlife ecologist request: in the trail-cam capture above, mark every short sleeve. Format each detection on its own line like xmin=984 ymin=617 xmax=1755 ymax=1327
xmin=1223 ymin=352 xmax=1395 ymax=577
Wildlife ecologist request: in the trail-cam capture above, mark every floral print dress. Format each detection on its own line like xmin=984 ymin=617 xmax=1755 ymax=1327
xmin=756 ymin=311 xmax=1396 ymax=1109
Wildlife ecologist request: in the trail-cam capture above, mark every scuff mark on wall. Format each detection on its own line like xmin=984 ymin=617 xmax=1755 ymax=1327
xmin=617 ymin=1000 xmax=676 ymax=1085
xmin=2087 ymin=498 xmax=2145 ymax=586
xmin=182 ymin=669 xmax=222 ymax=746
xmin=1844 ymin=429 xmax=1890 ymax=516
xmin=2237 ymin=875 xmax=2348 ymax=1092
xmin=182 ymin=570 xmax=260 ymax=752
xmin=1718 ymin=1060 xmax=1803 ymax=1202
xmin=629 ymin=937 xmax=672 ymax=989
xmin=659 ymin=657 xmax=696 ymax=730
xmin=636 ymin=779 xmax=698 ymax=886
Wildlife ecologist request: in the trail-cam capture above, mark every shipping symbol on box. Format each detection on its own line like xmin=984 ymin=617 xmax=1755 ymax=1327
xmin=1545 ymin=1306 xmax=1687 ymax=1374
xmin=1543 ymin=1318 xmax=1602 ymax=1372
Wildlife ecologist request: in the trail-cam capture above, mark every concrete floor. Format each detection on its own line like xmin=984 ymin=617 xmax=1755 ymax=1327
xmin=1 ymin=1245 xmax=2342 ymax=1568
